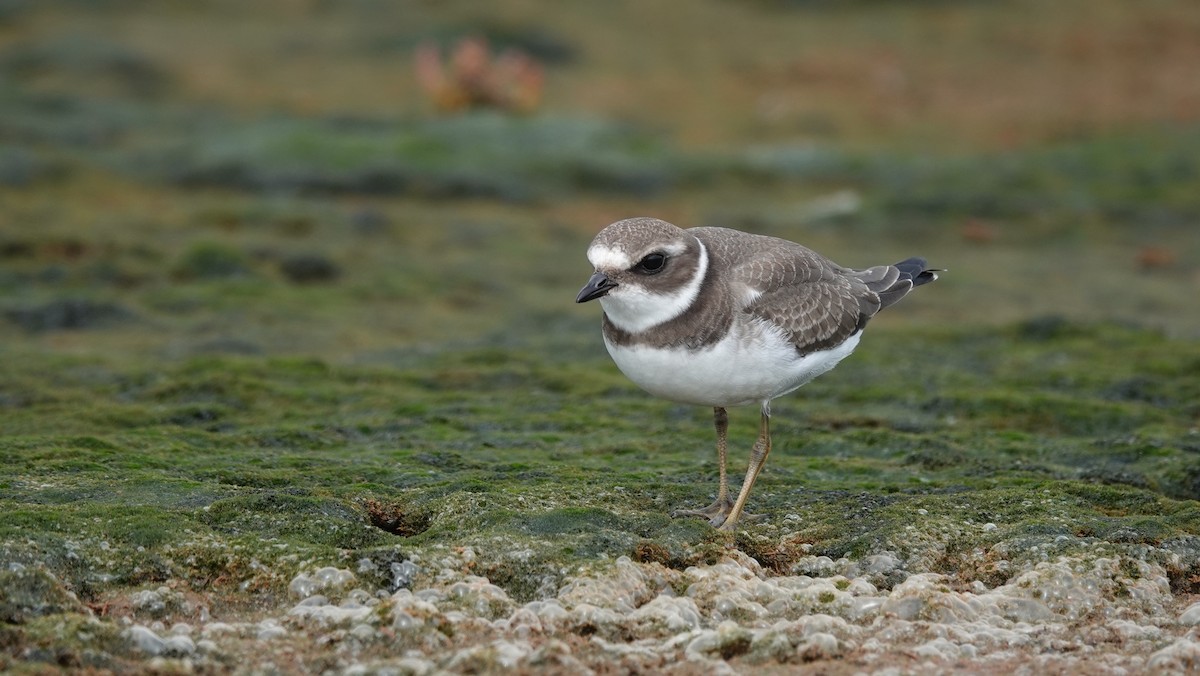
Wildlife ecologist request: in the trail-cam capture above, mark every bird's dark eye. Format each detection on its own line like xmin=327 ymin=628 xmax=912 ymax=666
xmin=635 ymin=253 xmax=667 ymax=274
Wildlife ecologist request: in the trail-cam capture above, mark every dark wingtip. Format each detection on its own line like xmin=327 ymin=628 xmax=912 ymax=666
xmin=871 ymin=257 xmax=939 ymax=311
xmin=894 ymin=257 xmax=940 ymax=287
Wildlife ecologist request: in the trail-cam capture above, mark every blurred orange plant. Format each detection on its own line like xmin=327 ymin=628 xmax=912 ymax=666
xmin=414 ymin=36 xmax=544 ymax=114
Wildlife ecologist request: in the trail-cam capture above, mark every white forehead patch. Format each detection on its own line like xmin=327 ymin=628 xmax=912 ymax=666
xmin=587 ymin=244 xmax=633 ymax=271
xmin=588 ymin=240 xmax=687 ymax=271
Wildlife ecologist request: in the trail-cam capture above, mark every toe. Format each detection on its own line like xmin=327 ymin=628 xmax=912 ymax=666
xmin=672 ymin=497 xmax=735 ymax=522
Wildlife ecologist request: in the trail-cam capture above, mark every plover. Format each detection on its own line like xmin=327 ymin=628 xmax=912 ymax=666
xmin=575 ymin=217 xmax=938 ymax=531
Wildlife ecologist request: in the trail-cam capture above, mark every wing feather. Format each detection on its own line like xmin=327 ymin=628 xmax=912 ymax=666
xmin=690 ymin=227 xmax=935 ymax=356
xmin=708 ymin=231 xmax=874 ymax=355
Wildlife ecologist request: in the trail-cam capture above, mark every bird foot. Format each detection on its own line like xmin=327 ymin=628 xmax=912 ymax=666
xmin=673 ymin=497 xmax=761 ymax=529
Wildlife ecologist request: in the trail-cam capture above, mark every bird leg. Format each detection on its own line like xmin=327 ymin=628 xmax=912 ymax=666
xmin=673 ymin=406 xmax=764 ymax=528
xmin=672 ymin=407 xmax=736 ymax=525
xmin=718 ymin=403 xmax=772 ymax=532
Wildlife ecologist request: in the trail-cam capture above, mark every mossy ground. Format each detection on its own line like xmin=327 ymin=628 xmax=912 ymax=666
xmin=1 ymin=0 xmax=1199 ymax=671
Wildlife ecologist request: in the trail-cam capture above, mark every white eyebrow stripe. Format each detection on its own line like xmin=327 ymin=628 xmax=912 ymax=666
xmin=660 ymin=242 xmax=688 ymax=256
xmin=589 ymin=241 xmax=689 ymax=271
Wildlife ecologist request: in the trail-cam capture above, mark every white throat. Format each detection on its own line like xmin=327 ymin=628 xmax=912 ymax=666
xmin=600 ymin=239 xmax=708 ymax=334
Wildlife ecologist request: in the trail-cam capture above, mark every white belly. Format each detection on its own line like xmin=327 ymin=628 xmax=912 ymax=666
xmin=604 ymin=321 xmax=862 ymax=408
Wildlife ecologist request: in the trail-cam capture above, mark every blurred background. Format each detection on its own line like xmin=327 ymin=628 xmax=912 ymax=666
xmin=1 ymin=0 xmax=1198 ymax=359
xmin=3 ymin=6 xmax=1200 ymax=669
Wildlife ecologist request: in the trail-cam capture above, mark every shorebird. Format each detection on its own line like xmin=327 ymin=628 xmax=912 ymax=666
xmin=576 ymin=217 xmax=938 ymax=531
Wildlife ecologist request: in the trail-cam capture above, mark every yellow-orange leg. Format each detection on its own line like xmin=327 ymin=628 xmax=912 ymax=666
xmin=718 ymin=404 xmax=772 ymax=532
xmin=672 ymin=407 xmax=734 ymax=524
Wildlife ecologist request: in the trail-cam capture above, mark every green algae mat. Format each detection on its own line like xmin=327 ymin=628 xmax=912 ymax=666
xmin=3 ymin=320 xmax=1199 ymax=672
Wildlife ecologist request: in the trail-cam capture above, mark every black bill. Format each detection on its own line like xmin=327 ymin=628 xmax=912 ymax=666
xmin=575 ymin=271 xmax=617 ymax=303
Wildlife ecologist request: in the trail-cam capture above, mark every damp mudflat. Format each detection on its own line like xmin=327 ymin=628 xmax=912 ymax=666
xmin=3 ymin=320 xmax=1199 ymax=672
xmin=2 ymin=0 xmax=1200 ymax=673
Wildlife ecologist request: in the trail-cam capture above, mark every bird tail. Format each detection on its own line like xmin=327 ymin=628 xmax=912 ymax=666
xmin=895 ymin=257 xmax=939 ymax=288
xmin=855 ymin=257 xmax=940 ymax=311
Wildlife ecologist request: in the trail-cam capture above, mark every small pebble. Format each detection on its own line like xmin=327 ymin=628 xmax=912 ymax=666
xmin=126 ymin=626 xmax=166 ymax=655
